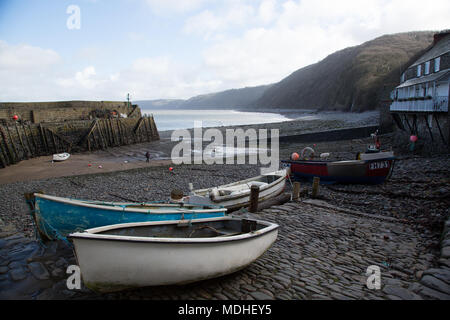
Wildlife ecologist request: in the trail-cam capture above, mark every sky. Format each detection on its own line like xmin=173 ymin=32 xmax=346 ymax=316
xmin=0 ymin=0 xmax=449 ymax=102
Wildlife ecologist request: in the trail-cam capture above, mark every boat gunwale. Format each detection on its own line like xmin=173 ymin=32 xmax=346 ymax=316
xmin=34 ymin=193 xmax=227 ymax=214
xmin=68 ymin=217 xmax=279 ymax=244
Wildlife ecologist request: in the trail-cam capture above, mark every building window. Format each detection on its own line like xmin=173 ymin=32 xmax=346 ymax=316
xmin=435 ymin=57 xmax=440 ymax=72
xmin=425 ymin=61 xmax=430 ymax=75
xmin=401 ymin=73 xmax=405 ymax=83
xmin=417 ymin=64 xmax=422 ymax=77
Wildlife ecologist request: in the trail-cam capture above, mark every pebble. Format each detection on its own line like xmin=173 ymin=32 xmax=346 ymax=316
xmin=420 ymin=275 xmax=450 ymax=294
xmin=28 ymin=262 xmax=50 ymax=280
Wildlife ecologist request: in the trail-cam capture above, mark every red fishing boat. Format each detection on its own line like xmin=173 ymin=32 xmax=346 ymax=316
xmin=282 ymin=131 xmax=395 ymax=185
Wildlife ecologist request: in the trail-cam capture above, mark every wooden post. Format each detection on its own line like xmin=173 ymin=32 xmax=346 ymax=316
xmin=0 ymin=126 xmax=15 ymax=164
xmin=27 ymin=124 xmax=38 ymax=156
xmin=21 ymin=124 xmax=33 ymax=157
xmin=312 ymin=177 xmax=320 ymax=198
xmin=97 ymin=120 xmax=107 ymax=149
xmin=292 ymin=182 xmax=301 ymax=201
xmin=91 ymin=125 xmax=98 ymax=149
xmin=249 ymin=185 xmax=260 ymax=213
xmin=0 ymin=144 xmax=7 ymax=167
xmin=120 ymin=120 xmax=129 ymax=145
xmin=14 ymin=123 xmax=29 ymax=159
xmin=5 ymin=125 xmax=19 ymax=161
xmin=107 ymin=119 xmax=115 ymax=146
xmin=103 ymin=119 xmax=113 ymax=147
xmin=39 ymin=124 xmax=49 ymax=154
xmin=49 ymin=128 xmax=58 ymax=153
xmin=116 ymin=119 xmax=122 ymax=145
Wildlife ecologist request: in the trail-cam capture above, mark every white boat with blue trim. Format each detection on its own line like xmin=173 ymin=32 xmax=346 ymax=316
xmin=69 ymin=216 xmax=279 ymax=292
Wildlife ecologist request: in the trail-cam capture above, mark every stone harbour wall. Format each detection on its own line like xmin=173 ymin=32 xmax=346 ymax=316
xmin=0 ymin=116 xmax=159 ymax=169
xmin=0 ymin=101 xmax=141 ymax=123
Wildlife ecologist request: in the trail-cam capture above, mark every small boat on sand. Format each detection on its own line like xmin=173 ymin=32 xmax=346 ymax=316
xmin=183 ymin=169 xmax=288 ymax=210
xmin=282 ymin=151 xmax=395 ymax=185
xmin=69 ymin=216 xmax=279 ymax=292
xmin=26 ymin=193 xmax=227 ymax=241
xmin=53 ymin=152 xmax=70 ymax=162
xmin=283 ymin=130 xmax=395 ymax=185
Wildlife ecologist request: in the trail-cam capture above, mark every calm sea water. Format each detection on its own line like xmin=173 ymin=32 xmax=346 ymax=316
xmin=141 ymin=109 xmax=293 ymax=131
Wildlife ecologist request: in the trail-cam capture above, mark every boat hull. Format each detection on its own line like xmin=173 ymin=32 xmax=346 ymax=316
xmin=70 ymin=217 xmax=279 ymax=291
xmin=32 ymin=194 xmax=227 ymax=241
xmin=185 ymin=169 xmax=287 ymax=210
xmin=53 ymin=153 xmax=70 ymax=161
xmin=282 ymin=158 xmax=395 ymax=185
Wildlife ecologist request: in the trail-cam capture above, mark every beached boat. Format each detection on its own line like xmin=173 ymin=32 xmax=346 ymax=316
xmin=282 ymin=156 xmax=395 ymax=185
xmin=69 ymin=216 xmax=279 ymax=292
xmin=183 ymin=169 xmax=288 ymax=210
xmin=26 ymin=193 xmax=227 ymax=241
xmin=53 ymin=152 xmax=70 ymax=162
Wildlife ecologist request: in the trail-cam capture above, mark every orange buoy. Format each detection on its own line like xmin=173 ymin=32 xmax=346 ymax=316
xmin=291 ymin=152 xmax=300 ymax=161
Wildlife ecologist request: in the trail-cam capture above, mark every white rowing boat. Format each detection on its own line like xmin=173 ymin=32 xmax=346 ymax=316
xmin=69 ymin=216 xmax=279 ymax=292
xmin=53 ymin=152 xmax=70 ymax=162
xmin=183 ymin=169 xmax=288 ymax=210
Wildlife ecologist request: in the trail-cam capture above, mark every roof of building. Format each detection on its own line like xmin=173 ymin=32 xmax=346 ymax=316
xmin=397 ymin=70 xmax=450 ymax=88
xmin=410 ymin=33 xmax=450 ymax=67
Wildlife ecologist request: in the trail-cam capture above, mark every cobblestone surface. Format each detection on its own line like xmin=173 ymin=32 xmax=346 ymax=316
xmin=1 ymin=200 xmax=448 ymax=300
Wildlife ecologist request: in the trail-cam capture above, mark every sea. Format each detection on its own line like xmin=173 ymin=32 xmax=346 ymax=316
xmin=140 ymin=109 xmax=298 ymax=131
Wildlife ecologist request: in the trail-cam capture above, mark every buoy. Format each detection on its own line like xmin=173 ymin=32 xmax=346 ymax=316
xmin=410 ymin=135 xmax=418 ymax=143
xmin=98 ymin=165 xmax=103 ymax=169
xmin=291 ymin=152 xmax=300 ymax=161
xmin=169 ymin=167 xmax=173 ymax=172
xmin=12 ymin=115 xmax=18 ymax=121
xmin=88 ymin=164 xmax=92 ymax=167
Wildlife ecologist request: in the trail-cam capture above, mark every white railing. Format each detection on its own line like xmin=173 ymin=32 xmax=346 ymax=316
xmin=390 ymin=96 xmax=448 ymax=112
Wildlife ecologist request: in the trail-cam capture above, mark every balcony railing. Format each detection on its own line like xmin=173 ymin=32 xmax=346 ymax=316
xmin=390 ymin=96 xmax=448 ymax=112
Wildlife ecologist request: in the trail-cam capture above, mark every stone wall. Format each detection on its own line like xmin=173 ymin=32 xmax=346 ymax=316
xmin=0 ymin=116 xmax=159 ymax=169
xmin=0 ymin=101 xmax=141 ymax=123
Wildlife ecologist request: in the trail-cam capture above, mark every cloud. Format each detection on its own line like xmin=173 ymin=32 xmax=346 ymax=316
xmin=193 ymin=0 xmax=450 ymax=89
xmin=0 ymin=39 xmax=222 ymax=101
xmin=2 ymin=0 xmax=450 ymax=102
xmin=0 ymin=41 xmax=62 ymax=101
xmin=0 ymin=40 xmax=60 ymax=71
xmin=144 ymin=0 xmax=207 ymax=14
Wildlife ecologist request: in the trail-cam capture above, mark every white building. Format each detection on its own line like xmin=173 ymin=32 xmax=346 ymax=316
xmin=390 ymin=31 xmax=449 ymax=146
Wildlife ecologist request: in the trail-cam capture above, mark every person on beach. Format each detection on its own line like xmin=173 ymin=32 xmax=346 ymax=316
xmin=145 ymin=151 xmax=150 ymax=162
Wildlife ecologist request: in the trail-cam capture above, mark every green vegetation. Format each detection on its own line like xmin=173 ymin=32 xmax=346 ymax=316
xmin=253 ymin=31 xmax=435 ymax=112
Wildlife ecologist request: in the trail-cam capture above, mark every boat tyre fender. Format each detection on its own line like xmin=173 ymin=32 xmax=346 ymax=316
xmin=301 ymin=147 xmax=315 ymax=160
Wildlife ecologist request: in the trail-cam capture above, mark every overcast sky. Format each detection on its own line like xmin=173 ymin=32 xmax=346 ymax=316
xmin=0 ymin=0 xmax=449 ymax=102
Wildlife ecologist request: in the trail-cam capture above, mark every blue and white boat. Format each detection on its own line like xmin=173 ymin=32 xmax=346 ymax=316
xmin=27 ymin=193 xmax=227 ymax=241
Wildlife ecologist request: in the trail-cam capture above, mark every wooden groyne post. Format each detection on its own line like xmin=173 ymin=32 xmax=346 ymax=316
xmin=249 ymin=185 xmax=260 ymax=213
xmin=292 ymin=182 xmax=301 ymax=201
xmin=312 ymin=177 xmax=320 ymax=198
